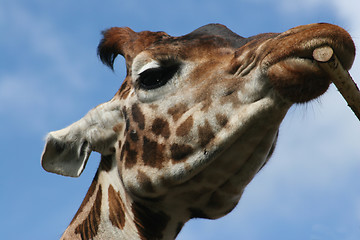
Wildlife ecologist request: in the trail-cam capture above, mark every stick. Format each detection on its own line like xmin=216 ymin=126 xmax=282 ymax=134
xmin=313 ymin=46 xmax=360 ymax=121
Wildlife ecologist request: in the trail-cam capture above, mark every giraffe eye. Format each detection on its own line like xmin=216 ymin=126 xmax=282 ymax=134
xmin=138 ymin=63 xmax=180 ymax=90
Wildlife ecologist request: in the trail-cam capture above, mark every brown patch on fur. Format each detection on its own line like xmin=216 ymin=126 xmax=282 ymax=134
xmin=194 ymin=87 xmax=213 ymax=112
xmin=149 ymin=103 xmax=159 ymax=110
xmin=123 ymin=141 xmax=138 ymax=169
xmin=108 ymin=185 xmax=126 ymax=230
xmin=74 ymin=185 xmax=102 ymax=239
xmin=137 ymin=170 xmax=155 ymax=193
xmin=132 ymin=103 xmax=145 ymax=130
xmin=121 ymin=87 xmax=131 ymax=100
xmin=198 ymin=120 xmax=215 ymax=147
xmin=152 ymin=118 xmax=170 ymax=139
xmin=122 ymin=107 xmax=130 ymax=132
xmin=117 ymin=78 xmax=131 ymax=100
xmin=71 ymin=172 xmax=99 ymax=225
xmin=176 ymin=116 xmax=193 ymax=137
xmin=167 ymin=103 xmax=188 ymax=122
xmin=170 ymin=144 xmax=194 ymax=162
xmin=220 ymin=88 xmax=241 ymax=106
xmin=100 ymin=155 xmax=113 ymax=172
xmin=113 ymin=123 xmax=124 ymax=133
xmin=129 ymin=129 xmax=139 ymax=142
xmin=132 ymin=201 xmax=171 ymax=240
xmin=216 ymin=114 xmax=229 ymax=128
xmin=200 ymin=99 xmax=213 ymax=112
xmin=118 ymin=78 xmax=128 ymax=93
xmin=142 ymin=137 xmax=165 ymax=168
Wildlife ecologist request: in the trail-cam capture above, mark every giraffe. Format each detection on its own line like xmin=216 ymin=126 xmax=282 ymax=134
xmin=41 ymin=23 xmax=355 ymax=240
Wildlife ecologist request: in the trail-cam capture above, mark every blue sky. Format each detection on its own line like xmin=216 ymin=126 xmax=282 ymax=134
xmin=1 ymin=0 xmax=359 ymax=239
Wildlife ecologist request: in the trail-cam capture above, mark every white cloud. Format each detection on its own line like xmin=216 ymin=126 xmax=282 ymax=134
xmin=330 ymin=0 xmax=360 ymax=78
xmin=0 ymin=1 xmax=100 ymax=133
xmin=278 ymin=0 xmax=324 ymax=13
xmin=0 ymin=75 xmax=47 ymax=110
xmin=0 ymin=73 xmax=79 ymax=134
xmin=0 ymin=1 xmax=89 ymax=89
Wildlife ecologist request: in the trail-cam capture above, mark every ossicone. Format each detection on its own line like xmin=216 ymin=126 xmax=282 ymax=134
xmin=97 ymin=27 xmax=169 ymax=70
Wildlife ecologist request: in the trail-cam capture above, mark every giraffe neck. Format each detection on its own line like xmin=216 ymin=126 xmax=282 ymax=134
xmin=61 ymin=155 xmax=185 ymax=240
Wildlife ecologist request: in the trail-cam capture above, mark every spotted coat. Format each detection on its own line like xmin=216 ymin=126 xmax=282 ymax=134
xmin=41 ymin=23 xmax=355 ymax=240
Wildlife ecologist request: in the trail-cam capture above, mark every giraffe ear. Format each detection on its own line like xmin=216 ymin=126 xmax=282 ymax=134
xmin=97 ymin=27 xmax=169 ymax=70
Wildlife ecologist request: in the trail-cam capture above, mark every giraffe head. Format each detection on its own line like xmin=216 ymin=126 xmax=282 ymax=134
xmin=41 ymin=23 xmax=355 ymax=238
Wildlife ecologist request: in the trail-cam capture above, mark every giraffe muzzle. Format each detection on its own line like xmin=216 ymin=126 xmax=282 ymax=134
xmin=263 ymin=23 xmax=356 ymax=103
xmin=41 ymin=100 xmax=123 ymax=177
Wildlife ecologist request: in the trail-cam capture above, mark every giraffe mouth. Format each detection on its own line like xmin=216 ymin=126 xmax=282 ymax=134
xmin=259 ymin=23 xmax=355 ymax=103
xmin=283 ymin=56 xmax=320 ymax=71
xmin=266 ymin=55 xmax=331 ymax=103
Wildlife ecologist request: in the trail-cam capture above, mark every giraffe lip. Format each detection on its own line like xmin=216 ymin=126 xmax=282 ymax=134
xmin=273 ymin=56 xmax=323 ymax=75
xmin=262 ymin=23 xmax=355 ymax=74
xmin=297 ymin=56 xmax=320 ymax=68
xmin=267 ymin=55 xmax=331 ymax=103
xmin=263 ymin=47 xmax=323 ymax=74
xmin=289 ymin=56 xmax=316 ymax=66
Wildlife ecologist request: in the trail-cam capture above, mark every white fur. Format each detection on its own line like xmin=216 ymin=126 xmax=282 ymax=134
xmin=41 ymin=100 xmax=123 ymax=177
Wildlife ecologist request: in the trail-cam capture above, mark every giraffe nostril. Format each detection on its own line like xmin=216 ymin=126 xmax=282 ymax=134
xmin=53 ymin=140 xmax=65 ymax=154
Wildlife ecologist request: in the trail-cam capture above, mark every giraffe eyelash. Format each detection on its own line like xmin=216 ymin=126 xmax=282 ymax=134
xmin=137 ymin=61 xmax=181 ymax=90
xmin=138 ymin=65 xmax=180 ymax=90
